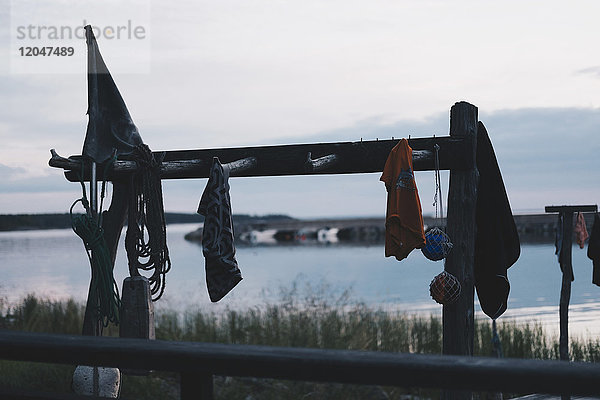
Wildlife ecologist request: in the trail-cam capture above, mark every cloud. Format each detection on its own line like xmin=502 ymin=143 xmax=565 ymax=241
xmin=479 ymin=107 xmax=600 ymax=187
xmin=577 ymin=66 xmax=600 ymax=78
xmin=1 ymin=106 xmax=599 ymax=216
xmin=238 ymin=106 xmax=600 ymax=216
xmin=0 ymin=164 xmax=71 ymax=193
xmin=0 ymin=163 xmax=27 ymax=178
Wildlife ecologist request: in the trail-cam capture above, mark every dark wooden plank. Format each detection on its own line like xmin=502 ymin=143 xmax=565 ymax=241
xmin=49 ymin=136 xmax=473 ymax=182
xmin=514 ymin=396 xmax=600 ymax=400
xmin=2 ymin=330 xmax=600 ymax=396
xmin=0 ymin=387 xmax=118 ymax=399
xmin=545 ymin=206 xmax=598 ymax=213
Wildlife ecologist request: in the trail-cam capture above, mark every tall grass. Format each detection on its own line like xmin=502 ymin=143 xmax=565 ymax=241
xmin=3 ymin=293 xmax=592 ymax=361
xmin=1 ymin=287 xmax=600 ymax=399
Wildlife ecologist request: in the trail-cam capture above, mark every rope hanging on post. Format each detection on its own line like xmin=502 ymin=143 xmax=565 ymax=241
xmin=491 ymin=319 xmax=503 ymax=358
xmin=71 ymin=160 xmax=121 ymax=326
xmin=125 ymin=144 xmax=171 ymax=301
xmin=422 ymin=144 xmax=453 ymax=261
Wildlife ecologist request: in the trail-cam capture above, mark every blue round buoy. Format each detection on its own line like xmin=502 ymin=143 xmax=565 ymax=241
xmin=422 ymin=227 xmax=452 ymax=261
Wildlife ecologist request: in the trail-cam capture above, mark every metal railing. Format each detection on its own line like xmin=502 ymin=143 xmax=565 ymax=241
xmin=1 ymin=329 xmax=600 ymax=399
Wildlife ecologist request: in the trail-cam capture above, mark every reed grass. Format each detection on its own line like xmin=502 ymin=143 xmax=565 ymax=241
xmin=1 ymin=288 xmax=599 ymax=399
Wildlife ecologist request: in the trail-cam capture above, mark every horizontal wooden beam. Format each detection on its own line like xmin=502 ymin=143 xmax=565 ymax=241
xmin=545 ymin=205 xmax=598 ymax=213
xmin=49 ymin=136 xmax=473 ymax=182
xmin=1 ymin=330 xmax=600 ymax=396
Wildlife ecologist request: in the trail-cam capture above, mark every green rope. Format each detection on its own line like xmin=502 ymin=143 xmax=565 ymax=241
xmin=70 ymin=159 xmax=121 ymax=327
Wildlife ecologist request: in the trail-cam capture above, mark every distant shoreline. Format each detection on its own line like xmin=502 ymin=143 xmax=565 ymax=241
xmin=1 ymin=213 xmax=595 ymax=245
xmin=0 ymin=213 xmax=292 ymax=232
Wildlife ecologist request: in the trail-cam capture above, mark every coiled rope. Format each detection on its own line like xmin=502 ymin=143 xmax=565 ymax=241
xmin=70 ymin=159 xmax=121 ymax=326
xmin=125 ymin=144 xmax=171 ymax=301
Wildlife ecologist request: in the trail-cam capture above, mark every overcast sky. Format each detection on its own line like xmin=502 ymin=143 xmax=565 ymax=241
xmin=1 ymin=0 xmax=599 ymax=218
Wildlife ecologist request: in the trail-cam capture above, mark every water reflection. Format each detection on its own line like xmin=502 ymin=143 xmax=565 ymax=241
xmin=1 ymin=224 xmax=599 ymax=337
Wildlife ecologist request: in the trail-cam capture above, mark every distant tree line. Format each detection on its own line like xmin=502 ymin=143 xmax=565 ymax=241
xmin=0 ymin=213 xmax=294 ymax=231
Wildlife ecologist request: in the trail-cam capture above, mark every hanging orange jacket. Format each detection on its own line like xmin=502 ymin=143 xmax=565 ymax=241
xmin=380 ymin=139 xmax=426 ymax=261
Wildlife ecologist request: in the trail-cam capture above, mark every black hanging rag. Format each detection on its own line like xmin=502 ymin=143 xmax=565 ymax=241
xmin=83 ymin=25 xmax=142 ymax=164
xmin=198 ymin=157 xmax=243 ymax=302
xmin=554 ymin=213 xmax=574 ymax=281
xmin=588 ymin=213 xmax=600 ymax=286
xmin=474 ymin=122 xmax=521 ymax=320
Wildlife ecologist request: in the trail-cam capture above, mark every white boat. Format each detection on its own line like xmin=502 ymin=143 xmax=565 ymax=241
xmin=317 ymin=227 xmax=339 ymax=244
xmin=239 ymin=229 xmax=277 ymax=245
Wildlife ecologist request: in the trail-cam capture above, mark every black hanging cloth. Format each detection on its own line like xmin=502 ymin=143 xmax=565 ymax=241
xmin=83 ymin=25 xmax=142 ymax=164
xmin=198 ymin=157 xmax=243 ymax=302
xmin=588 ymin=213 xmax=600 ymax=286
xmin=474 ymin=122 xmax=521 ymax=320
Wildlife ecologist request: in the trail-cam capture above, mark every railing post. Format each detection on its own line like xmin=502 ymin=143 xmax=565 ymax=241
xmin=443 ymin=101 xmax=478 ymax=400
xmin=545 ymin=204 xmax=598 ymax=400
xmin=181 ymin=372 xmax=214 ymax=400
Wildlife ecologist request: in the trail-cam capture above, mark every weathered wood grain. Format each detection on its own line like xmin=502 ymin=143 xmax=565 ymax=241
xmin=49 ymin=136 xmax=473 ymax=182
xmin=2 ymin=330 xmax=600 ymax=396
xmin=443 ymin=102 xmax=478 ymax=356
xmin=443 ymin=102 xmax=478 ymax=400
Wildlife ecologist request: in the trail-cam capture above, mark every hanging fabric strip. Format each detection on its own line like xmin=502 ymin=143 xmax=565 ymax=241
xmin=588 ymin=213 xmax=600 ymax=286
xmin=198 ymin=157 xmax=243 ymax=302
xmin=380 ymin=139 xmax=426 ymax=261
xmin=555 ymin=213 xmax=563 ymax=263
xmin=474 ymin=122 xmax=520 ymax=320
xmin=574 ymin=212 xmax=589 ymax=249
xmin=83 ymin=25 xmax=142 ymax=164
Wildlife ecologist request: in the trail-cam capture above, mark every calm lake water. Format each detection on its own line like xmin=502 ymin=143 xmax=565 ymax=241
xmin=1 ymin=224 xmax=599 ymax=338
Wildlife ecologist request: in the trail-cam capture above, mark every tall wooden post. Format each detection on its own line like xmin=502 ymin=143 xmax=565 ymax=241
xmin=443 ymin=102 xmax=478 ymax=400
xmin=558 ymin=211 xmax=574 ymax=363
xmin=545 ymin=204 xmax=597 ymax=400
xmin=545 ymin=205 xmax=597 ymax=360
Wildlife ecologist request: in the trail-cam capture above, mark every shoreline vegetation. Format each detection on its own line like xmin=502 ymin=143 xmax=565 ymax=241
xmin=1 ymin=289 xmax=599 ymax=399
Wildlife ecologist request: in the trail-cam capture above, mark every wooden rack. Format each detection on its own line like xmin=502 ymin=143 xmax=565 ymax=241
xmin=50 ymin=101 xmax=482 ymax=399
xmin=50 ymin=135 xmax=473 ymax=181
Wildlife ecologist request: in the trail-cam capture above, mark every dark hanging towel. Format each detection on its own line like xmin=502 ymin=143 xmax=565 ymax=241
xmin=474 ymin=122 xmax=521 ymax=320
xmin=588 ymin=213 xmax=600 ymax=286
xmin=198 ymin=157 xmax=243 ymax=302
